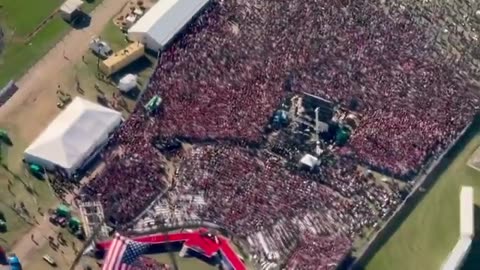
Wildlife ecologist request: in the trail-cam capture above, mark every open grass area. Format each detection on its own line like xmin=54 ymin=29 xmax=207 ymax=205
xmin=0 ymin=20 xmax=151 ymax=270
xmin=0 ymin=140 xmax=58 ymax=247
xmin=0 ymin=0 xmax=63 ymax=36
xmin=0 ymin=1 xmax=113 ymax=251
xmin=0 ymin=0 xmax=103 ymax=86
xmin=73 ymin=20 xmax=154 ymax=116
xmin=365 ymin=125 xmax=480 ymax=270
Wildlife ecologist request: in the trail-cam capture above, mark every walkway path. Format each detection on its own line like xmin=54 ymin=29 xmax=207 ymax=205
xmin=0 ymin=0 xmax=131 ymax=268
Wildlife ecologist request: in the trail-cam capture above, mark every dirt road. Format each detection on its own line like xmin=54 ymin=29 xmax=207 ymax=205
xmin=0 ymin=0 xmax=130 ymax=268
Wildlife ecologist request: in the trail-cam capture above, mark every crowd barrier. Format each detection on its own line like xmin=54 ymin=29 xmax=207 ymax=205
xmin=343 ymin=115 xmax=480 ymax=270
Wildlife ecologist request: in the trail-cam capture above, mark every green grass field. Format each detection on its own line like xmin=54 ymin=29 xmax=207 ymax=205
xmin=0 ymin=0 xmax=103 ymax=86
xmin=0 ymin=0 xmax=107 ymax=250
xmin=365 ymin=126 xmax=480 ymax=270
xmin=0 ymin=0 xmax=63 ymax=36
xmin=73 ymin=20 xmax=155 ymax=117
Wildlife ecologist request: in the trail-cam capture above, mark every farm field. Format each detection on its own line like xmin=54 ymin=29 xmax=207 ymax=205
xmin=0 ymin=0 xmax=103 ymax=86
xmin=365 ymin=123 xmax=480 ymax=270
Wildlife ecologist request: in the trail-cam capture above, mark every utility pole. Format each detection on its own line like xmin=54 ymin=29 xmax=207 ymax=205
xmin=314 ymin=107 xmax=320 ymax=142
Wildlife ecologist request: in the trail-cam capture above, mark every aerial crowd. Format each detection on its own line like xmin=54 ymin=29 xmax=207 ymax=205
xmin=80 ymin=134 xmax=167 ymax=225
xmin=78 ymin=0 xmax=479 ymax=268
xmin=174 ymin=145 xmax=402 ymax=268
xmin=145 ymin=0 xmax=478 ymax=178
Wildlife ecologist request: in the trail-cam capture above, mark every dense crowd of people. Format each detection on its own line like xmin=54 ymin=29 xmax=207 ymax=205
xmin=132 ymin=257 xmax=170 ymax=270
xmin=290 ymin=1 xmax=478 ymax=178
xmin=77 ymin=0 xmax=480 ymax=268
xmin=286 ymin=234 xmax=351 ymax=270
xmin=140 ymin=0 xmax=479 ymax=178
xmin=173 ymin=145 xmax=402 ymax=268
xmin=80 ymin=127 xmax=167 ymax=224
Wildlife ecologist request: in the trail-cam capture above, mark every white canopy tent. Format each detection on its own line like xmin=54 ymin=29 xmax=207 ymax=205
xmin=441 ymin=237 xmax=472 ymax=270
xmin=118 ymin=74 xmax=138 ymax=92
xmin=128 ymin=0 xmax=209 ymax=51
xmin=300 ymin=154 xmax=319 ymax=169
xmin=60 ymin=0 xmax=84 ymax=21
xmin=24 ymin=97 xmax=122 ymax=176
xmin=460 ymin=186 xmax=474 ymax=237
xmin=441 ymin=186 xmax=475 ymax=270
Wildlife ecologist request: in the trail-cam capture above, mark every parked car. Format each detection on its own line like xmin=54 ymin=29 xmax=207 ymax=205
xmin=89 ymin=37 xmax=113 ymax=59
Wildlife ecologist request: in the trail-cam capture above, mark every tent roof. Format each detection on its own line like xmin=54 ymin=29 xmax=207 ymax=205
xmin=118 ymin=74 xmax=138 ymax=92
xmin=60 ymin=0 xmax=84 ymax=14
xmin=460 ymin=186 xmax=474 ymax=237
xmin=128 ymin=0 xmax=209 ymax=48
xmin=120 ymin=74 xmax=137 ymax=82
xmin=24 ymin=97 xmax=122 ymax=171
xmin=300 ymin=154 xmax=318 ymax=168
xmin=441 ymin=236 xmax=472 ymax=270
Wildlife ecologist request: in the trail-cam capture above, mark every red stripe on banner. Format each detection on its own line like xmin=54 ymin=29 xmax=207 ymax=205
xmin=112 ymin=240 xmax=128 ymax=270
xmin=103 ymin=234 xmax=126 ymax=270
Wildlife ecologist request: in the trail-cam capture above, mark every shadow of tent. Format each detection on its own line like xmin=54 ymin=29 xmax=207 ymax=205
xmin=121 ymin=87 xmax=141 ymax=100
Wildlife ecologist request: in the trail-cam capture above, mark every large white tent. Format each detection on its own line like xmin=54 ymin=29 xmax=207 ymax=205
xmin=24 ymin=97 xmax=122 ymax=176
xmin=60 ymin=0 xmax=84 ymax=21
xmin=441 ymin=186 xmax=475 ymax=270
xmin=460 ymin=186 xmax=474 ymax=237
xmin=118 ymin=74 xmax=138 ymax=92
xmin=128 ymin=0 xmax=209 ymax=51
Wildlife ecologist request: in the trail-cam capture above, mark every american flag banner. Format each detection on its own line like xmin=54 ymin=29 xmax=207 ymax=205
xmin=102 ymin=233 xmax=150 ymax=270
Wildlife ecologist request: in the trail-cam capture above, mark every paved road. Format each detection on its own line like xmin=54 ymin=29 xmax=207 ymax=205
xmin=0 ymin=0 xmax=130 ymax=268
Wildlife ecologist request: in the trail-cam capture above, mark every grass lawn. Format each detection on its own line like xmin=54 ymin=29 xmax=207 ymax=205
xmin=0 ymin=137 xmax=58 ymax=247
xmin=0 ymin=0 xmax=110 ymax=251
xmin=0 ymin=118 xmax=80 ymax=248
xmin=0 ymin=0 xmax=104 ymax=86
xmin=0 ymin=0 xmax=63 ymax=37
xmin=365 ymin=125 xmax=480 ymax=270
xmin=73 ymin=20 xmax=155 ymax=117
xmin=0 ymin=22 xmax=148 ymax=268
xmin=100 ymin=21 xmax=129 ymax=51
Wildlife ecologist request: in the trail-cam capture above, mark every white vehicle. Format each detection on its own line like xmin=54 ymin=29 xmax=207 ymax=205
xmin=89 ymin=37 xmax=113 ymax=59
